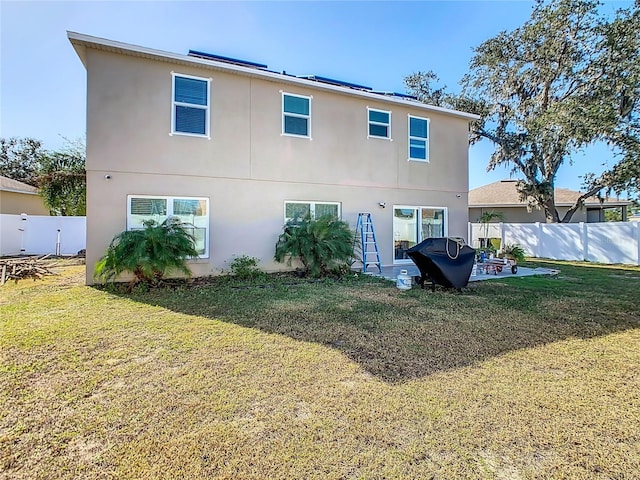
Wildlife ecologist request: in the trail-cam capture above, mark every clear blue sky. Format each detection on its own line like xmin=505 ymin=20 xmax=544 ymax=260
xmin=0 ymin=0 xmax=632 ymax=192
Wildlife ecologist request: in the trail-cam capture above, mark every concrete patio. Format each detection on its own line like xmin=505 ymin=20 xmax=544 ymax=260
xmin=365 ymin=264 xmax=559 ymax=284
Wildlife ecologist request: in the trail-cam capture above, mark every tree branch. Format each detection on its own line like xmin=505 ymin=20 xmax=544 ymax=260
xmin=475 ymin=128 xmax=508 ymax=147
xmin=560 ymin=183 xmax=606 ymax=223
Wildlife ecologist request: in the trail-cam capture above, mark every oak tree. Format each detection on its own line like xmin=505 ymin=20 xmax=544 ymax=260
xmin=406 ymin=0 xmax=639 ymax=222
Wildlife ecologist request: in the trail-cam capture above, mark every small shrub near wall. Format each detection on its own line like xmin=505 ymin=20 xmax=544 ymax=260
xmin=227 ymin=255 xmax=266 ymax=281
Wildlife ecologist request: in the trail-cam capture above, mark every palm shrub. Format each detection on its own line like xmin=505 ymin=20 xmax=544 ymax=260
xmin=274 ymin=215 xmax=354 ymax=277
xmin=94 ymin=217 xmax=199 ymax=288
xmin=501 ymin=243 xmax=526 ymax=263
xmin=478 ymin=210 xmax=505 ymax=241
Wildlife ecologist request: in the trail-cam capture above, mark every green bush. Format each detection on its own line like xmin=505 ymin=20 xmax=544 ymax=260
xmin=94 ymin=217 xmax=199 ymax=288
xmin=274 ymin=215 xmax=354 ymax=278
xmin=228 ymin=255 xmax=265 ymax=280
xmin=502 ymin=243 xmax=526 ymax=263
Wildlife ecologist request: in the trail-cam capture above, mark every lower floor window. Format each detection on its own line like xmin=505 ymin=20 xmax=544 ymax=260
xmin=127 ymin=195 xmax=209 ymax=257
xmin=284 ymin=201 xmax=340 ymax=223
xmin=393 ymin=206 xmax=446 ymax=261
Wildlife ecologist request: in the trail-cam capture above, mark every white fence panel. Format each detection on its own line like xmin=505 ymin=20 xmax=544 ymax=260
xmin=585 ymin=223 xmax=638 ymax=265
xmin=0 ymin=214 xmax=25 ymax=256
xmin=0 ymin=214 xmax=86 ymax=256
xmin=540 ymin=223 xmax=583 ymax=261
xmin=503 ymin=223 xmax=540 ymax=258
xmin=469 ymin=221 xmax=640 ymax=266
xmin=469 ymin=223 xmax=502 ymax=244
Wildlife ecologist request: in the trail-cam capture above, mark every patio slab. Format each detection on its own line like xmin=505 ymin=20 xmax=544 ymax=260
xmin=364 ymin=264 xmax=559 ymax=283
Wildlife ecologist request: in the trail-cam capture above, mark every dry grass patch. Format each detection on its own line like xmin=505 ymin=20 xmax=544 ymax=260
xmin=1 ymin=261 xmax=639 ymax=479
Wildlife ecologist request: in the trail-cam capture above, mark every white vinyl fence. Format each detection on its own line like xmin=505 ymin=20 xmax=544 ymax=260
xmin=469 ymin=221 xmax=640 ymax=266
xmin=0 ymin=214 xmax=86 ymax=256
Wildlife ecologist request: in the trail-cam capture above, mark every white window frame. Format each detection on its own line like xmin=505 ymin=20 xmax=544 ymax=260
xmin=281 ymin=92 xmax=312 ymax=139
xmin=408 ymin=115 xmax=430 ymax=162
xmin=127 ymin=195 xmax=210 ymax=258
xmin=392 ymin=205 xmax=447 ymax=264
xmin=170 ymin=72 xmax=211 ymax=139
xmin=284 ymin=201 xmax=341 ymax=223
xmin=367 ymin=107 xmax=392 ymax=140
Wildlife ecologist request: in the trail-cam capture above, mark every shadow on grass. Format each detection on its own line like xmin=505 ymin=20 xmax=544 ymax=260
xmin=104 ymin=262 xmax=640 ymax=383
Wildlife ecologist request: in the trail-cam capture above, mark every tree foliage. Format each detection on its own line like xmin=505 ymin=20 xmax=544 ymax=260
xmin=274 ymin=215 xmax=355 ymax=277
xmin=94 ymin=217 xmax=199 ymax=289
xmin=477 ymin=210 xmax=505 ymax=240
xmin=0 ymin=136 xmax=86 ymax=215
xmin=37 ymin=139 xmax=86 ymax=216
xmin=0 ymin=137 xmax=45 ymax=186
xmin=406 ymin=0 xmax=640 ymax=222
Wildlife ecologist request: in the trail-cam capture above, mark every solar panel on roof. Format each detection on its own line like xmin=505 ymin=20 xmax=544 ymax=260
xmin=370 ymin=91 xmax=419 ymax=100
xmin=184 ymin=51 xmax=415 ymax=100
xmin=187 ymin=50 xmax=268 ymax=69
xmin=298 ymin=75 xmax=372 ymax=91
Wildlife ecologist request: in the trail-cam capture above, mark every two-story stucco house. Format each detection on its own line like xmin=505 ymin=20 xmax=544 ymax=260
xmin=68 ymin=32 xmax=479 ymax=284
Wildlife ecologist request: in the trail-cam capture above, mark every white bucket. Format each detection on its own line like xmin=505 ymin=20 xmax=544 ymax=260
xmin=396 ymin=269 xmax=412 ymax=290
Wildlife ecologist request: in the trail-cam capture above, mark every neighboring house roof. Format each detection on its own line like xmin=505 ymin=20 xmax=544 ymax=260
xmin=67 ymin=31 xmax=480 ymax=122
xmin=469 ymin=180 xmax=631 ymax=208
xmin=0 ymin=176 xmax=39 ymax=195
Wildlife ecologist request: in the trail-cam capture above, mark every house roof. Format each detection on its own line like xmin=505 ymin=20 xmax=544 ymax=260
xmin=469 ymin=180 xmax=631 ymax=208
xmin=0 ymin=176 xmax=39 ymax=195
xmin=67 ymin=31 xmax=481 ymax=122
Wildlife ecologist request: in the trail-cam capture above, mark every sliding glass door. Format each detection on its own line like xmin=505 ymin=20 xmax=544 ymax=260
xmin=393 ymin=206 xmax=446 ymax=262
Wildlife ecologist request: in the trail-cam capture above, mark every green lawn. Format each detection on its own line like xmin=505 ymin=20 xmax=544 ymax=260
xmin=1 ymin=260 xmax=639 ymax=479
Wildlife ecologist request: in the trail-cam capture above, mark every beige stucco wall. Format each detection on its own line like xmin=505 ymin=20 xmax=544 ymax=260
xmin=0 ymin=191 xmax=49 ymax=215
xmin=84 ymin=48 xmax=471 ymax=284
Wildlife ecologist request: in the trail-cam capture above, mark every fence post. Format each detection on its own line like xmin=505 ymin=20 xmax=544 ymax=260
xmin=580 ymin=222 xmax=588 ymax=261
xmin=20 ymin=213 xmax=28 ymax=254
xmin=468 ymin=222 xmax=472 ymax=247
xmin=500 ymin=222 xmax=505 ymax=252
xmin=637 ymin=222 xmax=640 ymax=266
xmin=535 ymin=222 xmax=541 ymax=258
xmin=56 ymin=229 xmax=61 ymax=256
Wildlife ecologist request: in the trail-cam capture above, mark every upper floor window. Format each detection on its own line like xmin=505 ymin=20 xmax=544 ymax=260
xmin=171 ymin=73 xmax=210 ymax=138
xmin=408 ymin=115 xmax=429 ymax=161
xmin=282 ymin=93 xmax=311 ymax=138
xmin=368 ymin=108 xmax=391 ymax=139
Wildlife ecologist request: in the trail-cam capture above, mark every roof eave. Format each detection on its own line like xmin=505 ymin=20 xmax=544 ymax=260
xmin=469 ymin=201 xmax=632 ymax=208
xmin=0 ymin=187 xmax=39 ymax=195
xmin=67 ymin=31 xmax=481 ymax=122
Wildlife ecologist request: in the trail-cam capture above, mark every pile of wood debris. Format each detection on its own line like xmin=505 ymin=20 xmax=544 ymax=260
xmin=0 ymin=255 xmax=57 ymax=285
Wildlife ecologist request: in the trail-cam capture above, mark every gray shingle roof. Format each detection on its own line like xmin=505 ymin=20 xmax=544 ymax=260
xmin=0 ymin=176 xmax=39 ymax=194
xmin=469 ymin=180 xmax=630 ymax=207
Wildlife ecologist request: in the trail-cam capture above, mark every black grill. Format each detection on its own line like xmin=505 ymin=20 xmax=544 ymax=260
xmin=407 ymin=238 xmax=476 ymax=291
